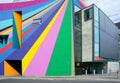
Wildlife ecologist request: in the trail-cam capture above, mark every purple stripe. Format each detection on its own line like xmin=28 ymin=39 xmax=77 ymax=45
xmin=0 ymin=61 xmax=4 ymax=75
xmin=72 ymin=0 xmax=76 ymax=60
xmin=0 ymin=0 xmax=47 ymax=10
xmin=23 ymin=0 xmax=67 ymax=76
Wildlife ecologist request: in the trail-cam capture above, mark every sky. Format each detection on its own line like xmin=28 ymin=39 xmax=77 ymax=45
xmin=0 ymin=0 xmax=13 ymax=3
xmin=0 ymin=0 xmax=32 ymax=3
xmin=82 ymin=0 xmax=120 ymax=23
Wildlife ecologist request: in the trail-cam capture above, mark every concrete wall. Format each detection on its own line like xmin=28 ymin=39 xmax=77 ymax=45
xmin=82 ymin=6 xmax=93 ymax=62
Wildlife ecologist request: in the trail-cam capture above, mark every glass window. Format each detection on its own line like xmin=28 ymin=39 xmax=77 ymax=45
xmin=93 ymin=5 xmax=100 ymax=59
xmin=75 ymin=13 xmax=79 ymax=26
xmin=94 ymin=6 xmax=99 ymax=21
xmin=0 ymin=35 xmax=9 ymax=44
xmin=94 ymin=43 xmax=99 ymax=57
xmin=94 ymin=27 xmax=99 ymax=43
xmin=84 ymin=8 xmax=92 ymax=21
xmin=94 ymin=21 xmax=99 ymax=28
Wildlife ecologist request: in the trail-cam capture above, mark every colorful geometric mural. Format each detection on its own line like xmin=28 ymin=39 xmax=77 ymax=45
xmin=13 ymin=11 xmax=22 ymax=48
xmin=0 ymin=0 xmax=87 ymax=76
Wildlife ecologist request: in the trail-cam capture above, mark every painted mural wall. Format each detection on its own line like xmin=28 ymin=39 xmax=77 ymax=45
xmin=0 ymin=0 xmax=86 ymax=76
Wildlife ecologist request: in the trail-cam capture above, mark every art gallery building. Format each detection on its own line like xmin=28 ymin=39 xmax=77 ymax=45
xmin=74 ymin=4 xmax=119 ymax=75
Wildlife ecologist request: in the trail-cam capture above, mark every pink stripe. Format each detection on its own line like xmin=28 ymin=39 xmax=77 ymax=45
xmin=23 ymin=0 xmax=68 ymax=76
xmin=77 ymin=0 xmax=86 ymax=9
xmin=0 ymin=0 xmax=47 ymax=10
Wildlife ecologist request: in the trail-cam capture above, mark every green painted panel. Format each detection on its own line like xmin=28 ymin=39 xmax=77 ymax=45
xmin=46 ymin=0 xmax=73 ymax=76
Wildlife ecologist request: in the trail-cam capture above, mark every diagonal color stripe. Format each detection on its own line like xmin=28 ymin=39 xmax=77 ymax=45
xmin=23 ymin=0 xmax=67 ymax=76
xmin=0 ymin=0 xmax=59 ymax=50
xmin=6 ymin=0 xmax=62 ymax=60
xmin=0 ymin=1 xmax=57 ymax=50
xmin=0 ymin=4 xmax=56 ymax=62
xmin=0 ymin=0 xmax=57 ymax=33
xmin=73 ymin=0 xmax=80 ymax=8
xmin=46 ymin=0 xmax=73 ymax=76
xmin=77 ymin=0 xmax=86 ymax=9
xmin=0 ymin=0 xmax=47 ymax=10
xmin=22 ymin=0 xmax=64 ymax=74
xmin=71 ymin=0 xmax=75 ymax=75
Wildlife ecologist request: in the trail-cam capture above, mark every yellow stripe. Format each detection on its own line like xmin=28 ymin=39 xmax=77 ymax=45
xmin=0 ymin=29 xmax=12 ymax=35
xmin=22 ymin=0 xmax=65 ymax=74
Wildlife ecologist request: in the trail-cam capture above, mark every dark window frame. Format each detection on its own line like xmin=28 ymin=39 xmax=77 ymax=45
xmin=84 ymin=8 xmax=92 ymax=21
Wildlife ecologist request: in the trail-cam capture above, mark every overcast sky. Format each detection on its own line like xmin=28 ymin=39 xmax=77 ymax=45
xmin=83 ymin=0 xmax=120 ymax=23
xmin=0 ymin=0 xmax=13 ymax=3
xmin=0 ymin=0 xmax=32 ymax=3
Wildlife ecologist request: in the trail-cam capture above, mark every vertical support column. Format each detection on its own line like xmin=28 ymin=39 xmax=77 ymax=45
xmin=85 ymin=70 xmax=87 ymax=75
xmin=102 ymin=69 xmax=104 ymax=75
xmin=93 ymin=69 xmax=96 ymax=75
xmin=13 ymin=11 xmax=22 ymax=48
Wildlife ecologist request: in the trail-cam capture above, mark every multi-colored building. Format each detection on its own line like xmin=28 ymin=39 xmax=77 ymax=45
xmin=0 ymin=0 xmax=119 ymax=76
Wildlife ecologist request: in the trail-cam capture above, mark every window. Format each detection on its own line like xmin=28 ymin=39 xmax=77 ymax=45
xmin=33 ymin=18 xmax=42 ymax=24
xmin=0 ymin=35 xmax=9 ymax=44
xmin=75 ymin=13 xmax=79 ymax=26
xmin=84 ymin=8 xmax=92 ymax=21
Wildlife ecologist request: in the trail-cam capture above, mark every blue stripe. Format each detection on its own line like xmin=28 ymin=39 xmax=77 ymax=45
xmin=73 ymin=0 xmax=81 ymax=8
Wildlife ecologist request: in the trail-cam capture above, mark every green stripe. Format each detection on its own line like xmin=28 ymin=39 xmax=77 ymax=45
xmin=46 ymin=0 xmax=73 ymax=76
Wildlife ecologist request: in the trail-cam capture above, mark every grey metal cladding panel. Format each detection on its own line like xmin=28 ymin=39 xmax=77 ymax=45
xmin=99 ymin=10 xmax=118 ymax=60
xmin=100 ymin=10 xmax=118 ymax=40
xmin=105 ymin=17 xmax=118 ymax=40
xmin=100 ymin=31 xmax=118 ymax=60
xmin=99 ymin=11 xmax=106 ymax=31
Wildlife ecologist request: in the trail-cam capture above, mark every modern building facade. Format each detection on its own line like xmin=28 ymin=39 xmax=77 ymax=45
xmin=116 ymin=22 xmax=120 ymax=70
xmin=0 ymin=0 xmax=119 ymax=76
xmin=75 ymin=4 xmax=119 ymax=75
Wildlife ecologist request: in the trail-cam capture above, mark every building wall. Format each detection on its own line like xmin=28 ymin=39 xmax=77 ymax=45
xmin=115 ymin=22 xmax=120 ymax=63
xmin=81 ymin=6 xmax=93 ymax=62
xmin=0 ymin=0 xmax=75 ymax=76
xmin=99 ymin=10 xmax=119 ymax=60
xmin=75 ymin=4 xmax=119 ymax=62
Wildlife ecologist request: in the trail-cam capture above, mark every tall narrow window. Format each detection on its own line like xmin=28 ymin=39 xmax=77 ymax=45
xmin=84 ymin=8 xmax=92 ymax=21
xmin=93 ymin=5 xmax=99 ymax=60
xmin=75 ymin=13 xmax=79 ymax=26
